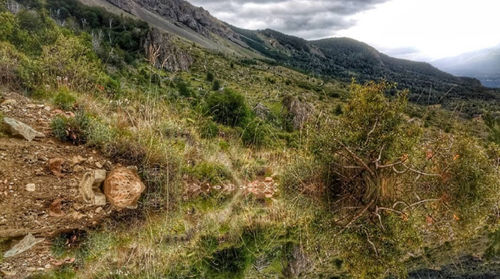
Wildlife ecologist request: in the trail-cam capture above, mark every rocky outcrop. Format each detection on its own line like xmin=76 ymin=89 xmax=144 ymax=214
xmin=103 ymin=167 xmax=145 ymax=209
xmin=145 ymin=28 xmax=193 ymax=71
xmin=282 ymin=96 xmax=313 ymax=130
xmin=107 ymin=0 xmax=241 ymax=43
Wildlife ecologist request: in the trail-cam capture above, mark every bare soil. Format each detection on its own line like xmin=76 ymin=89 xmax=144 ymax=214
xmin=0 ymin=91 xmax=114 ymax=278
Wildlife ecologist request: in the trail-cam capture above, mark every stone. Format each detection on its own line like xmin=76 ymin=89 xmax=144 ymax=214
xmin=104 ymin=167 xmax=145 ymax=209
xmin=70 ymin=155 xmax=86 ymax=166
xmin=48 ymin=158 xmax=65 ymax=177
xmin=25 ymin=183 xmax=36 ymax=192
xmin=79 ymin=170 xmax=107 ymax=205
xmin=3 ymin=233 xmax=44 ymax=258
xmin=94 ymin=192 xmax=107 ymax=206
xmin=264 ymin=177 xmax=273 ymax=182
xmin=3 ymin=117 xmax=45 ymax=141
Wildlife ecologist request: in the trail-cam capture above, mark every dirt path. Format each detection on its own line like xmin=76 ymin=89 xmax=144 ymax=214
xmin=0 ymin=91 xmax=113 ymax=278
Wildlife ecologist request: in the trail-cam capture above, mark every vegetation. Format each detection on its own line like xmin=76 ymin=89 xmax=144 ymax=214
xmin=0 ymin=1 xmax=498 ymax=279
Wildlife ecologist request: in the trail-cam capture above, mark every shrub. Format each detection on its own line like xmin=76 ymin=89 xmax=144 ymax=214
xmin=186 ymin=161 xmax=232 ymax=185
xmin=206 ymin=72 xmax=214 ymax=82
xmin=205 ymin=88 xmax=250 ymax=127
xmin=312 ymin=81 xmax=420 ymax=205
xmin=199 ymin=120 xmax=219 ymax=139
xmin=176 ymin=78 xmax=192 ymax=97
xmin=241 ymin=118 xmax=271 ymax=147
xmin=0 ymin=12 xmax=15 ymax=41
xmin=52 ymin=87 xmax=76 ymax=110
xmin=212 ymin=80 xmax=221 ymax=91
xmin=40 ymin=35 xmax=106 ymax=92
xmin=50 ymin=111 xmax=91 ymax=145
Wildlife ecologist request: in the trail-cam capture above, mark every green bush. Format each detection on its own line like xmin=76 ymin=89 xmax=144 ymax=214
xmin=186 ymin=161 xmax=232 ymax=185
xmin=52 ymin=87 xmax=76 ymax=110
xmin=199 ymin=120 xmax=219 ymax=139
xmin=312 ymin=81 xmax=419 ymax=204
xmin=212 ymin=80 xmax=221 ymax=91
xmin=241 ymin=118 xmax=271 ymax=147
xmin=206 ymin=72 xmax=214 ymax=82
xmin=205 ymin=88 xmax=250 ymax=127
xmin=50 ymin=111 xmax=91 ymax=145
xmin=176 ymin=78 xmax=192 ymax=97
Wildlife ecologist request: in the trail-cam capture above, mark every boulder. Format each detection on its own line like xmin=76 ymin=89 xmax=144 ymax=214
xmin=79 ymin=170 xmax=107 ymax=205
xmin=103 ymin=167 xmax=145 ymax=209
xmin=2 ymin=117 xmax=45 ymax=141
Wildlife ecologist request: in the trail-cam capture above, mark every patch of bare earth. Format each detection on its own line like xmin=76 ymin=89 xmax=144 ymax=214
xmin=0 ymin=92 xmax=113 ymax=278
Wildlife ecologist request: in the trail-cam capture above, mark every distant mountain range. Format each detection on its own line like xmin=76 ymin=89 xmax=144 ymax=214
xmin=433 ymin=47 xmax=500 ymax=88
xmin=80 ymin=0 xmax=499 ymax=107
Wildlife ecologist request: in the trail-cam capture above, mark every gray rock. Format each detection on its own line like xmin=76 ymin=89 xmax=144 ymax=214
xmin=144 ymin=28 xmax=194 ymax=72
xmin=3 ymin=117 xmax=45 ymax=141
xmin=3 ymin=233 xmax=44 ymax=258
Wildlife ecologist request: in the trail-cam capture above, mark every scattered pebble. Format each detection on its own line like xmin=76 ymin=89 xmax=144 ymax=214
xmin=25 ymin=183 xmax=36 ymax=192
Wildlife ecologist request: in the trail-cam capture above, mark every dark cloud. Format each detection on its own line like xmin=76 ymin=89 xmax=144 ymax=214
xmin=187 ymin=0 xmax=389 ymax=39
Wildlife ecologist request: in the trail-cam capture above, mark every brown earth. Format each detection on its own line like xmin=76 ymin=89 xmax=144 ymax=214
xmin=0 ymin=91 xmax=114 ymax=278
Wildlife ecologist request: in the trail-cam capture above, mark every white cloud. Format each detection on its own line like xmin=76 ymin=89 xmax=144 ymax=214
xmin=188 ymin=0 xmax=500 ymax=60
xmin=336 ymin=0 xmax=500 ymax=60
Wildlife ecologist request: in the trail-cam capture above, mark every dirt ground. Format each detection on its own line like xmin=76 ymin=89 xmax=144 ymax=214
xmin=0 ymin=91 xmax=114 ymax=278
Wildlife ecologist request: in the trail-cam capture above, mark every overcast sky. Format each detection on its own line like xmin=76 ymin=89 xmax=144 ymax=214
xmin=187 ymin=0 xmax=500 ymax=61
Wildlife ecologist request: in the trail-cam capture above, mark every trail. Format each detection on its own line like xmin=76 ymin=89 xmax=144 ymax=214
xmin=0 ymin=91 xmax=113 ymax=278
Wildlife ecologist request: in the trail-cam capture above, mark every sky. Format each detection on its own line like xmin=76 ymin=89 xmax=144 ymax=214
xmin=187 ymin=0 xmax=500 ymax=61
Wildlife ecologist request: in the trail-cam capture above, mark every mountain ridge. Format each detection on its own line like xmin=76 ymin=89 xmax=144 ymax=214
xmin=81 ymin=0 xmax=499 ymax=108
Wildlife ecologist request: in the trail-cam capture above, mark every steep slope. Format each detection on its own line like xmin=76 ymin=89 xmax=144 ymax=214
xmin=76 ymin=0 xmax=499 ymax=106
xmin=433 ymin=46 xmax=500 ymax=88
xmin=79 ymin=0 xmax=259 ymax=57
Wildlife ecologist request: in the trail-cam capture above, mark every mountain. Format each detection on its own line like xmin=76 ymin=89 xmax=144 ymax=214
xmin=433 ymin=46 xmax=500 ymax=88
xmin=234 ymin=28 xmax=494 ymax=104
xmin=82 ymin=0 xmax=499 ymax=107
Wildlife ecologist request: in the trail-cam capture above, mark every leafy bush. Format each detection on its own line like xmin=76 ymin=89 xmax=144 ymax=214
xmin=205 ymin=88 xmax=250 ymax=127
xmin=241 ymin=118 xmax=271 ymax=147
xmin=52 ymin=87 xmax=76 ymax=110
xmin=176 ymin=78 xmax=192 ymax=97
xmin=312 ymin=81 xmax=419 ymax=204
xmin=51 ymin=111 xmax=91 ymax=145
xmin=40 ymin=35 xmax=107 ymax=92
xmin=212 ymin=80 xmax=221 ymax=91
xmin=484 ymin=113 xmax=500 ymax=144
xmin=186 ymin=161 xmax=232 ymax=185
xmin=199 ymin=120 xmax=219 ymax=139
xmin=206 ymin=72 xmax=214 ymax=82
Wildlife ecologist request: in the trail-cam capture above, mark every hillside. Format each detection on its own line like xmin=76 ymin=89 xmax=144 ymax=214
xmin=80 ymin=0 xmax=500 ymax=113
xmin=433 ymin=46 xmax=500 ymax=88
xmin=0 ymin=0 xmax=499 ymax=278
xmin=233 ymin=28 xmax=498 ymax=108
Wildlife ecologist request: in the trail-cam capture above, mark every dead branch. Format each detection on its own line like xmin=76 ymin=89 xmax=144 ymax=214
xmin=338 ymin=199 xmax=375 ymax=234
